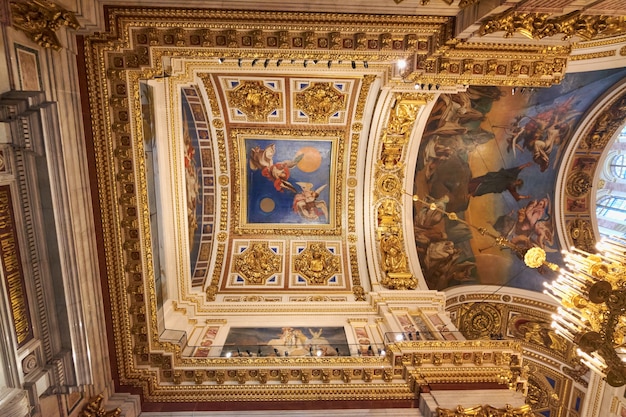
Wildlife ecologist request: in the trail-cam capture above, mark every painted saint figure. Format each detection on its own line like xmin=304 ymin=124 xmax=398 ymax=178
xmin=467 ymin=162 xmax=532 ymax=201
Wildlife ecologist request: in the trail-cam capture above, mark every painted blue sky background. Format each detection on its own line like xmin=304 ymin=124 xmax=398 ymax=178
xmin=245 ymin=138 xmax=332 ymax=224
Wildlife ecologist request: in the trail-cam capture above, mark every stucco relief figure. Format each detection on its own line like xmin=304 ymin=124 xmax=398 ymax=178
xmin=249 ymin=143 xmax=303 ymax=193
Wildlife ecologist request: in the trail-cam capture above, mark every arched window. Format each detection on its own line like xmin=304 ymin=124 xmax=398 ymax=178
xmin=596 ymin=195 xmax=626 ymax=222
xmin=610 ymin=154 xmax=626 ymax=179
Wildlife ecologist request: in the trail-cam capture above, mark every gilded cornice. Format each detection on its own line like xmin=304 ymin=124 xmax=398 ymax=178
xmin=479 ymin=10 xmax=626 ymax=42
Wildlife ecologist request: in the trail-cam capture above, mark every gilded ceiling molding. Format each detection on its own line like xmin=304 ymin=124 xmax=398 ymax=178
xmin=479 ymin=10 xmax=626 ymax=41
xmin=83 ymin=5 xmax=530 ymax=405
xmin=10 ymin=0 xmax=80 ymax=51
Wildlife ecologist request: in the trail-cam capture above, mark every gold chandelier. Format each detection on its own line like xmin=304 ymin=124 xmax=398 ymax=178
xmin=544 ymin=237 xmax=626 ymax=387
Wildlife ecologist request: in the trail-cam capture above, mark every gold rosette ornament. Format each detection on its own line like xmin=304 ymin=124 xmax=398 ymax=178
xmin=524 ymin=247 xmax=546 ymax=269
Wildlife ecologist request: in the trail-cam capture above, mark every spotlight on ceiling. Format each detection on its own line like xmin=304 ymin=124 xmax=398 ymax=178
xmin=397 ymin=59 xmax=407 ymax=70
xmin=303 ymin=60 xmax=308 ymax=67
xmin=251 ymin=58 xmax=259 ymax=66
xmin=276 ymin=59 xmax=282 ymax=67
xmin=264 ymin=59 xmax=270 ymax=67
xmin=327 ymin=60 xmax=332 ymax=68
xmin=313 ymin=59 xmax=318 ymax=64
xmin=217 ymin=57 xmax=224 ymax=64
xmin=351 ymin=61 xmax=356 ymax=69
xmin=238 ymin=58 xmax=242 ymax=67
xmin=512 ymin=87 xmax=517 ymax=95
xmin=436 ymin=84 xmax=440 ymax=90
xmin=363 ymin=61 xmax=368 ymax=68
xmin=428 ymin=83 xmax=433 ymax=90
xmin=414 ymin=84 xmax=421 ymax=90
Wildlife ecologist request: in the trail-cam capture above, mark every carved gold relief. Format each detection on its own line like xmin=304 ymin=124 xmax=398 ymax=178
xmin=293 ymin=242 xmax=341 ymax=285
xmin=295 ymin=82 xmax=346 ymax=123
xmin=233 ymin=242 xmax=282 ymax=285
xmin=565 ymin=171 xmax=591 ymax=197
xmin=512 ymin=319 xmax=567 ymax=355
xmin=458 ymin=303 xmax=502 ymax=340
xmin=10 ymin=0 xmax=80 ymax=51
xmin=479 ymin=10 xmax=626 ymax=41
xmin=226 ymin=80 xmax=281 ymax=122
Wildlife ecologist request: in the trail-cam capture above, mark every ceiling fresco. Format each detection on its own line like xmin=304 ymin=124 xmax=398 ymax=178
xmin=414 ymin=68 xmax=626 ymax=292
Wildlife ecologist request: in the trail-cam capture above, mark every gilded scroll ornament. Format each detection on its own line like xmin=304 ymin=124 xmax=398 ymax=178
xmin=293 ymin=242 xmax=341 ymax=285
xmin=78 ymin=394 xmax=121 ymax=417
xmin=295 ymin=82 xmax=346 ymax=123
xmin=233 ymin=242 xmax=282 ymax=285
xmin=226 ymin=80 xmax=281 ymax=122
xmin=479 ymin=10 xmax=626 ymax=41
xmin=10 ymin=0 xmax=80 ymax=51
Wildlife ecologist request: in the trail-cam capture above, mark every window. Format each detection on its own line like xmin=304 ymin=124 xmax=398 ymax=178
xmin=597 ymin=195 xmax=626 ymax=222
xmin=610 ymin=154 xmax=626 ymax=179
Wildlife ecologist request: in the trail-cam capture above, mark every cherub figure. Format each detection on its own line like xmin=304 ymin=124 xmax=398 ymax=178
xmin=293 ymin=182 xmax=328 ymax=221
xmin=249 ymin=143 xmax=303 ymax=192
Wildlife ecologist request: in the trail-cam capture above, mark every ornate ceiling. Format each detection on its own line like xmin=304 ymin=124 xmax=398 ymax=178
xmin=73 ymin=0 xmax=626 ymax=413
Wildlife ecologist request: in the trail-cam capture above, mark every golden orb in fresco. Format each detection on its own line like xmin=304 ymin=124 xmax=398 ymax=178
xmin=296 ymin=146 xmax=322 ymax=173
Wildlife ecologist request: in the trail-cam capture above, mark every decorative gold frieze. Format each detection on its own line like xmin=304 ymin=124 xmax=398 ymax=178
xmin=436 ymin=404 xmax=534 ymax=417
xmin=233 ymin=242 xmax=282 ymax=285
xmin=10 ymin=0 xmax=80 ymax=51
xmin=570 ymin=50 xmax=616 ymax=61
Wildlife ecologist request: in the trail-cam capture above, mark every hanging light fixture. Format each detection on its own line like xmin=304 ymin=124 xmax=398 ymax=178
xmin=544 ymin=236 xmax=626 ymax=387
